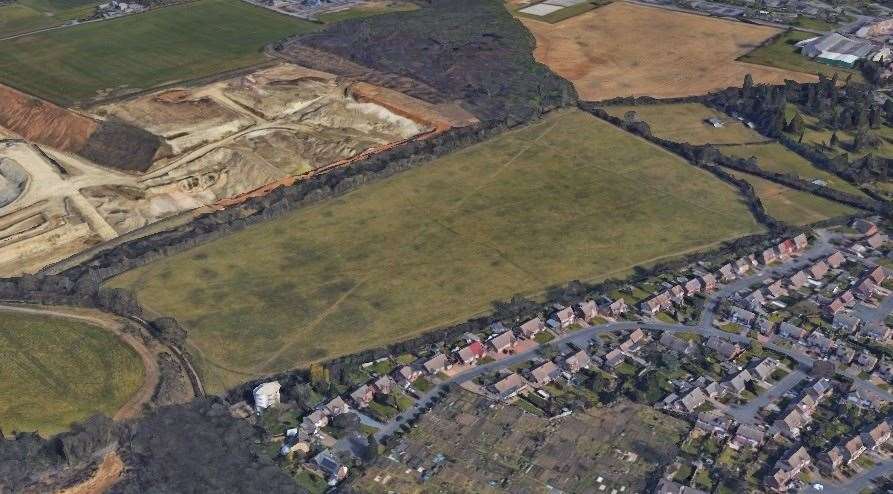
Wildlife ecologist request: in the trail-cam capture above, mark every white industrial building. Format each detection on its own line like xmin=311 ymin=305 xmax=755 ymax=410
xmin=253 ymin=381 xmax=282 ymax=411
xmin=796 ymin=33 xmax=890 ymax=68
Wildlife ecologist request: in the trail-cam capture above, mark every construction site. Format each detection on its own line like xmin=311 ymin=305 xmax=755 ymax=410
xmin=0 ymin=62 xmax=477 ymax=276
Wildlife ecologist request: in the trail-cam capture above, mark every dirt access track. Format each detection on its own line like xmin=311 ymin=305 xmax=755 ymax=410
xmin=522 ymin=2 xmax=816 ymax=101
xmin=0 ymin=304 xmax=160 ymax=422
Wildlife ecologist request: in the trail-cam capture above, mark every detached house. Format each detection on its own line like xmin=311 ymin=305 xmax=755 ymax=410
xmin=669 ymin=285 xmax=686 ymax=304
xmin=350 ymin=385 xmax=375 ymax=408
xmin=861 ymin=323 xmax=892 ymax=342
xmin=493 ymin=373 xmax=528 ymax=400
xmin=730 ymin=306 xmax=756 ymax=326
xmin=777 ymin=239 xmax=797 ymax=259
xmin=373 ymin=375 xmax=396 ymax=395
xmin=323 ymin=396 xmax=350 ymax=416
xmin=853 ymin=219 xmax=878 ymax=236
xmin=766 ymin=447 xmax=811 ymax=492
xmin=684 ymin=278 xmax=702 ymax=296
xmin=854 ymin=277 xmax=878 ymax=301
xmin=866 ymin=233 xmax=887 ymax=249
xmin=488 ymin=331 xmax=516 ymax=354
xmin=679 ymin=387 xmax=707 ymax=413
xmin=809 ymin=261 xmax=829 ymax=280
xmin=788 ymin=270 xmax=808 ymax=289
xmin=660 ymin=332 xmax=696 ymax=354
xmin=868 ymin=266 xmax=887 ymax=284
xmin=530 ymin=361 xmax=560 ymax=385
xmin=751 ymin=358 xmax=779 ymax=382
xmin=779 ymin=322 xmax=808 ymax=341
xmin=826 ymin=251 xmax=846 ymax=269
xmin=553 ymin=306 xmax=576 ymax=328
xmin=422 ymin=353 xmax=449 ymax=374
xmin=735 ymin=257 xmax=752 ymax=275
xmin=706 ymin=336 xmax=742 ymax=361
xmin=761 ymin=248 xmax=778 ymax=265
xmin=577 ymin=300 xmax=598 ymax=322
xmin=456 ymin=340 xmax=486 ymax=365
xmin=832 ymin=312 xmax=861 ymax=333
xmin=718 ymin=263 xmax=735 ymax=281
xmin=775 ymin=409 xmax=807 ymax=438
xmin=765 ymin=280 xmax=788 ymax=299
xmin=732 ymin=424 xmax=765 ymax=450
xmin=863 ymin=421 xmax=892 ymax=450
xmin=604 ymin=348 xmax=626 ymax=368
xmin=696 ymin=410 xmax=733 ymax=436
xmin=701 ymin=273 xmax=717 ymax=292
xmin=519 ymin=317 xmax=546 ymax=338
xmin=562 ymin=350 xmax=591 ymax=373
xmin=807 ymin=331 xmax=835 ymax=353
xmin=793 ymin=233 xmax=808 ymax=251
xmin=744 ymin=290 xmax=766 ymax=310
xmin=600 ymin=298 xmax=627 ymax=318
xmin=395 ymin=366 xmax=422 ymax=387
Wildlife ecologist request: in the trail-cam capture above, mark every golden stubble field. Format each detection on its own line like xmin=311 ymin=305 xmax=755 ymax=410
xmin=522 ymin=2 xmax=815 ymax=100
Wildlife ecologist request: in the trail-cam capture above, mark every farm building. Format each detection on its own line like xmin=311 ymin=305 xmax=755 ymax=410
xmin=796 ymin=33 xmax=888 ymax=68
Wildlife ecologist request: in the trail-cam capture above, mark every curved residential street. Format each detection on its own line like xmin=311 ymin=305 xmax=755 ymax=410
xmin=372 ymin=235 xmax=893 ymax=492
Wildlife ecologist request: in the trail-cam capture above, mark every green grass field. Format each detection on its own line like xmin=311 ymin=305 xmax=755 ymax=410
xmin=108 ymin=109 xmax=762 ymax=392
xmin=739 ymin=30 xmax=863 ymax=82
xmin=0 ymin=0 xmax=319 ymax=105
xmin=605 ymin=103 xmax=769 ymax=145
xmin=729 ymin=170 xmax=857 ymax=225
xmin=0 ymin=0 xmax=98 ymax=38
xmin=0 ymin=311 xmax=144 ymax=436
xmin=723 ymin=142 xmax=868 ymax=197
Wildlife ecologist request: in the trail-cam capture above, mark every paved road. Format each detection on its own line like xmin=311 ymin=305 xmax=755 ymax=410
xmin=726 ymin=369 xmax=806 ymax=424
xmin=804 ymin=456 xmax=893 ymax=494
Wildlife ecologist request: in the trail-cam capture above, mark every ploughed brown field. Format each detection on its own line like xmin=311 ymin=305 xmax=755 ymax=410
xmin=521 ymin=2 xmax=815 ymax=101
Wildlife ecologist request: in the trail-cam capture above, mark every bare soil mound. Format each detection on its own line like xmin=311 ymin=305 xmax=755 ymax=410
xmin=0 ymin=84 xmax=97 ymax=152
xmin=0 ymin=84 xmax=162 ymax=172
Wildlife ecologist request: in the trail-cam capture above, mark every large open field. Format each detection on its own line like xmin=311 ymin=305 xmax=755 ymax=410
xmin=0 ymin=311 xmax=145 ymax=436
xmin=0 ymin=0 xmax=98 ymax=38
xmin=0 ymin=0 xmax=318 ymax=106
xmin=522 ymin=2 xmax=814 ymax=101
xmin=730 ymin=170 xmax=857 ymax=225
xmin=109 ymin=109 xmax=762 ymax=392
xmin=605 ymin=103 xmax=770 ymax=145
xmin=739 ymin=30 xmax=863 ymax=82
